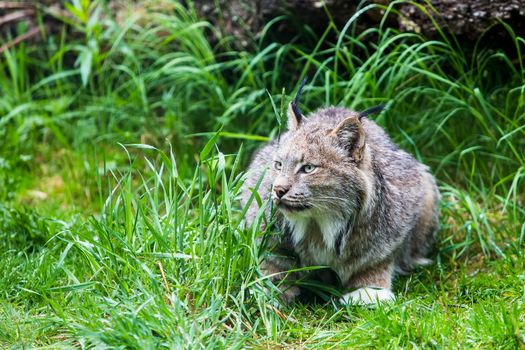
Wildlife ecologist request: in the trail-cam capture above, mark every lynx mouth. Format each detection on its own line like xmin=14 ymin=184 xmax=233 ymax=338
xmin=274 ymin=200 xmax=312 ymax=212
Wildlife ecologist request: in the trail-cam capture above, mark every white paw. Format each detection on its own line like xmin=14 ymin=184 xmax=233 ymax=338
xmin=413 ymin=257 xmax=433 ymax=266
xmin=340 ymin=287 xmax=395 ymax=306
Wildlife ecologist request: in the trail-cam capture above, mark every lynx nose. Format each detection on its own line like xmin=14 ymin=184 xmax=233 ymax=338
xmin=273 ymin=185 xmax=290 ymax=199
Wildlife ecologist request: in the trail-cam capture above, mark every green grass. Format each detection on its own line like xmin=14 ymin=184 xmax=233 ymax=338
xmin=0 ymin=0 xmax=524 ymax=348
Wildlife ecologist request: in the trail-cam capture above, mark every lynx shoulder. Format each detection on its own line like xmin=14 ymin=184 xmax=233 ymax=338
xmin=241 ymin=97 xmax=440 ymax=305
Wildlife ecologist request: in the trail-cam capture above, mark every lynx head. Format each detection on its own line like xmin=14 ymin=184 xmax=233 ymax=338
xmin=271 ymin=103 xmax=372 ymax=220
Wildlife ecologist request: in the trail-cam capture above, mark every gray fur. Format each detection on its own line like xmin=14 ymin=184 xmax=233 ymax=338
xmin=241 ymin=105 xmax=440 ymax=302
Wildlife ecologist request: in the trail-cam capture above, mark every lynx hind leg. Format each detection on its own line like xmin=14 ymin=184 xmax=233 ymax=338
xmin=340 ymin=261 xmax=395 ymax=306
xmin=396 ymin=172 xmax=440 ymax=274
xmin=241 ymin=170 xmax=273 ymax=230
xmin=241 ymin=142 xmax=278 ymax=229
xmin=260 ymin=254 xmax=301 ymax=304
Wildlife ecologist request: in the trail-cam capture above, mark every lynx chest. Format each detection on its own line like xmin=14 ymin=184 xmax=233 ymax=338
xmin=285 ymin=216 xmax=353 ymax=278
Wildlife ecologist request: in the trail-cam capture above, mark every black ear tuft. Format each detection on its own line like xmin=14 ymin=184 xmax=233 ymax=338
xmin=359 ymin=104 xmax=385 ymax=120
xmin=291 ymin=77 xmax=307 ymax=120
xmin=288 ymin=77 xmax=307 ymax=130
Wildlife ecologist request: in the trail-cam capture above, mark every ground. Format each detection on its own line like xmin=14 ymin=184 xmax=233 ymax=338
xmin=0 ymin=1 xmax=524 ymax=348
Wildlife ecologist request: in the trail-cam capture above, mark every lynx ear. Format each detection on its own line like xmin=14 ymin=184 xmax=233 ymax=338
xmin=287 ymin=102 xmax=303 ymax=130
xmin=331 ymin=116 xmax=366 ymax=161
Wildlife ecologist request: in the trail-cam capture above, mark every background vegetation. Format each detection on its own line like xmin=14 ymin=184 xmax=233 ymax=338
xmin=0 ymin=1 xmax=524 ymax=348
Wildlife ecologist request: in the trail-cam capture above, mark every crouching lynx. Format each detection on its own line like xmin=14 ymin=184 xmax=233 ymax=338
xmin=241 ymin=85 xmax=440 ymax=305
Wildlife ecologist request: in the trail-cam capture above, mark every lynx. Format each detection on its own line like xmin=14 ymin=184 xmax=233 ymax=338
xmin=241 ymin=84 xmax=440 ymax=305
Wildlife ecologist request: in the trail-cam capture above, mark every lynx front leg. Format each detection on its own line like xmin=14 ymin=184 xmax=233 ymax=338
xmin=340 ymin=260 xmax=395 ymax=305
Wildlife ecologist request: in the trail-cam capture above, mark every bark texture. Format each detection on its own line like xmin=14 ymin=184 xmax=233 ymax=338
xmin=194 ymin=0 xmax=525 ymax=46
xmin=399 ymin=0 xmax=525 ymax=39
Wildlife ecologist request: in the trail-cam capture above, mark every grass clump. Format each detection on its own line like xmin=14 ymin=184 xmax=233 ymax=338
xmin=0 ymin=0 xmax=524 ymax=348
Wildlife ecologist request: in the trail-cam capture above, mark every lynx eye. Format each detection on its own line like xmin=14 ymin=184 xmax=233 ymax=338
xmin=274 ymin=161 xmax=283 ymax=171
xmin=301 ymin=164 xmax=316 ymax=173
